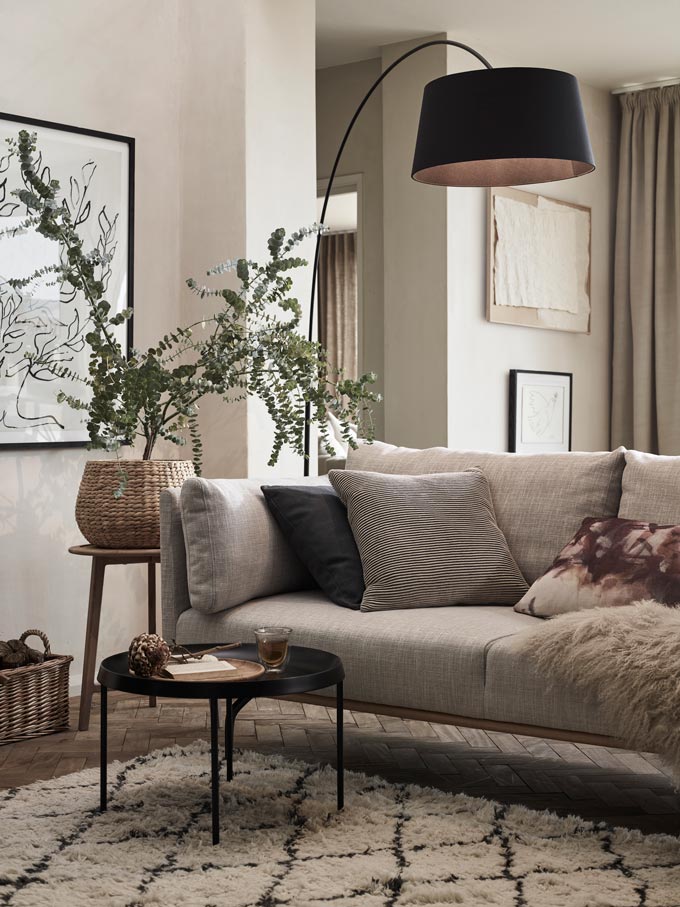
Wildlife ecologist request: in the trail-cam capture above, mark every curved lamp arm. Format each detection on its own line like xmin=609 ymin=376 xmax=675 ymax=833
xmin=309 ymin=39 xmax=492 ymax=342
xmin=304 ymin=39 xmax=493 ymax=474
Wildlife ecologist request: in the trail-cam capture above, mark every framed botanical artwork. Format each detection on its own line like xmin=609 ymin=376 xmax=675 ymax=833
xmin=0 ymin=112 xmax=134 ymax=448
xmin=488 ymin=187 xmax=591 ymax=333
xmin=509 ymin=369 xmax=572 ymax=454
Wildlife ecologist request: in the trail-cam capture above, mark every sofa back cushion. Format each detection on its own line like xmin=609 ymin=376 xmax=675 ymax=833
xmin=180 ymin=477 xmax=323 ymax=614
xmin=619 ymin=450 xmax=680 ymax=522
xmin=346 ymin=441 xmax=626 ymax=583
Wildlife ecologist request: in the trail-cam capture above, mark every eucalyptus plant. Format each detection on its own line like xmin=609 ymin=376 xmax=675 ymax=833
xmin=4 ymin=130 xmax=378 ymax=483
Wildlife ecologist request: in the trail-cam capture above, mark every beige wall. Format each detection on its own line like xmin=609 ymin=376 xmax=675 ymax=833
xmin=382 ymin=37 xmax=450 ymax=448
xmin=0 ymin=0 xmax=316 ymax=690
xmin=316 ymin=60 xmax=385 ymax=439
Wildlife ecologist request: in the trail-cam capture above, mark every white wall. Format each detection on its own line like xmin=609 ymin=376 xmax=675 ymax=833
xmin=0 ymin=0 xmax=317 ymax=691
xmin=0 ymin=0 xmax=183 ymax=693
xmin=245 ymin=0 xmax=317 ymax=478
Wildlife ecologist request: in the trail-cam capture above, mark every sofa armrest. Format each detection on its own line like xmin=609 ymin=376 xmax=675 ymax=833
xmin=160 ymin=487 xmax=191 ymax=640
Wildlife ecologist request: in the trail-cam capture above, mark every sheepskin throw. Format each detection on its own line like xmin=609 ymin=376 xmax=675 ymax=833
xmin=514 ymin=600 xmax=680 ymax=778
xmin=3 ymin=743 xmax=680 ymax=906
xmin=515 ymin=517 xmax=680 ymax=617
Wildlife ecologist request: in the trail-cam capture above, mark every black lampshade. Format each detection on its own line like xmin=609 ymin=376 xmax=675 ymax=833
xmin=412 ymin=67 xmax=595 ymax=187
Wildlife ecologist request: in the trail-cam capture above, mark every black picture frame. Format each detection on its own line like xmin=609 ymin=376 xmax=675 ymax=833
xmin=509 ymin=369 xmax=573 ymax=453
xmin=0 ymin=111 xmax=135 ymax=450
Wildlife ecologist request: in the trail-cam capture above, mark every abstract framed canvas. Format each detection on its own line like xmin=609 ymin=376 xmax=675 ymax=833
xmin=509 ymin=369 xmax=572 ymax=453
xmin=488 ymin=187 xmax=591 ymax=334
xmin=0 ymin=112 xmax=134 ymax=448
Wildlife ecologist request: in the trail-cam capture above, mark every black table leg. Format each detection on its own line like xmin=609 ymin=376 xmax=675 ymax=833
xmin=210 ymin=697 xmax=220 ymax=845
xmin=336 ymin=681 xmax=344 ymax=810
xmin=100 ymin=685 xmax=108 ymax=811
xmin=225 ymin=697 xmax=234 ymax=781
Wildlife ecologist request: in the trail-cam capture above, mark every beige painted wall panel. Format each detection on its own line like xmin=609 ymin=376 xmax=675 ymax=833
xmin=316 ymin=59 xmax=385 ymax=439
xmin=245 ymin=0 xmax=317 ymax=478
xmin=382 ymin=36 xmax=449 ymax=448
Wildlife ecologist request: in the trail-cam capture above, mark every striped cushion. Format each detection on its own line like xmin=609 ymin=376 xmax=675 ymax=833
xmin=329 ymin=468 xmax=529 ymax=612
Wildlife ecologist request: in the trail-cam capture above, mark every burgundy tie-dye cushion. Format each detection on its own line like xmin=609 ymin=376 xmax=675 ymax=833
xmin=514 ymin=517 xmax=680 ymax=617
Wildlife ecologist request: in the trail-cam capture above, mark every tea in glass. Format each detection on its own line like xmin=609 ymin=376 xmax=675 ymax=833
xmin=254 ymin=627 xmax=292 ymax=672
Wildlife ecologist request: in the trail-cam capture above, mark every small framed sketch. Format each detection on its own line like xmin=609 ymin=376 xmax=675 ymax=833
xmin=509 ymin=370 xmax=572 ymax=454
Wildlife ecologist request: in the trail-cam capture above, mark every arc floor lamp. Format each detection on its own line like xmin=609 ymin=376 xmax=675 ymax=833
xmin=303 ymin=39 xmax=595 ymax=474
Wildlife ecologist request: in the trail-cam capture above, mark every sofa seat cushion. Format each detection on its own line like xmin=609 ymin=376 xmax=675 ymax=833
xmin=484 ymin=632 xmax=617 ymax=736
xmin=175 ymin=592 xmax=537 ymax=719
xmin=346 ymin=441 xmax=626 ymax=584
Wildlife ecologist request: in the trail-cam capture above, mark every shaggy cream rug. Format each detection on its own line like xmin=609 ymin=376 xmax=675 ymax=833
xmin=514 ymin=599 xmax=680 ymax=781
xmin=2 ymin=743 xmax=679 ymax=907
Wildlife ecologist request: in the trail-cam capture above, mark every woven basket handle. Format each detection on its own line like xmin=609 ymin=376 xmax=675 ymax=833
xmin=19 ymin=629 xmax=51 ymax=656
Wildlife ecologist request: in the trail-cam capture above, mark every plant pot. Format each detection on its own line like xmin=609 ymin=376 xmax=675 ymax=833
xmin=75 ymin=460 xmax=195 ymax=549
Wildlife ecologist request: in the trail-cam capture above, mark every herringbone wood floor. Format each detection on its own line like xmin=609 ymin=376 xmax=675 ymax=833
xmin=1 ymin=692 xmax=679 ymax=836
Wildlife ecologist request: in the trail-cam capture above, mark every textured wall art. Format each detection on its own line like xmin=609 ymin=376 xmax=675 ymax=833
xmin=0 ymin=113 xmax=133 ymax=448
xmin=488 ymin=187 xmax=590 ymax=333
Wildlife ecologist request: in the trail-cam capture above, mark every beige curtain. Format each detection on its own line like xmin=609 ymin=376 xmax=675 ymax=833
xmin=611 ymin=86 xmax=680 ymax=453
xmin=318 ymin=231 xmax=358 ymax=380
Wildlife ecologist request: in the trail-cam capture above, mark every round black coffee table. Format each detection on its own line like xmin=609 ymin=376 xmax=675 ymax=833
xmin=97 ymin=644 xmax=345 ymax=844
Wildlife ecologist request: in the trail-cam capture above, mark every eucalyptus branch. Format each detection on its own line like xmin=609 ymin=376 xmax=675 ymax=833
xmin=5 ymin=132 xmax=378 ymax=478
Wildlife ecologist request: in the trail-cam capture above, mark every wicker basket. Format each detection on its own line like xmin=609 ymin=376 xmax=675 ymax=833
xmin=0 ymin=631 xmax=73 ymax=745
xmin=76 ymin=459 xmax=195 ymax=549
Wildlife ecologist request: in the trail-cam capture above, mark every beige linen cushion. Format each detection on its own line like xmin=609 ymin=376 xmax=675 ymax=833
xmin=180 ymin=477 xmax=323 ymax=614
xmin=329 ymin=468 xmax=528 ymax=612
xmin=346 ymin=441 xmax=625 ymax=584
xmin=619 ymin=450 xmax=680 ymax=522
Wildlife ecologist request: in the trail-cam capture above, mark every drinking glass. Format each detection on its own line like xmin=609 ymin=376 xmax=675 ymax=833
xmin=254 ymin=627 xmax=292 ymax=673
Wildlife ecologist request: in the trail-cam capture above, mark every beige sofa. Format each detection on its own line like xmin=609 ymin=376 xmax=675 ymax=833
xmin=161 ymin=442 xmax=668 ymax=748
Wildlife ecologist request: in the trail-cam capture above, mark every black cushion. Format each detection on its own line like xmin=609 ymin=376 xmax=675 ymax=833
xmin=261 ymin=484 xmax=364 ymax=609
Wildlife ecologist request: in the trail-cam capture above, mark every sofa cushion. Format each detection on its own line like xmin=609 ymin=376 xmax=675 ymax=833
xmin=346 ymin=441 xmax=626 ymax=584
xmin=261 ymin=484 xmax=364 ymax=609
xmin=619 ymin=450 xmax=680 ymax=522
xmin=180 ymin=477 xmax=326 ymax=614
xmin=515 ymin=516 xmax=680 ymax=617
xmin=330 ymin=468 xmax=528 ymax=611
xmin=484 ymin=632 xmax=618 ymax=736
xmin=175 ymin=592 xmax=535 ymax=718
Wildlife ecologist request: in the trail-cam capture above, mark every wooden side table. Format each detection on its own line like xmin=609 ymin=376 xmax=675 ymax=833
xmin=69 ymin=545 xmax=161 ymax=731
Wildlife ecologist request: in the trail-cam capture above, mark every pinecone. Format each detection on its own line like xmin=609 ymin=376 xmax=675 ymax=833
xmin=128 ymin=633 xmax=170 ymax=677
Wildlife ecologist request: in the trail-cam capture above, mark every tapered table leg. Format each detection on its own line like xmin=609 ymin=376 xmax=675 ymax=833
xmin=147 ymin=562 xmax=157 ymax=709
xmin=79 ymin=558 xmax=106 ymax=731
xmin=100 ymin=685 xmax=108 ymax=811
xmin=336 ymin=682 xmax=344 ymax=810
xmin=225 ymin=697 xmax=234 ymax=781
xmin=210 ymin=697 xmax=220 ymax=844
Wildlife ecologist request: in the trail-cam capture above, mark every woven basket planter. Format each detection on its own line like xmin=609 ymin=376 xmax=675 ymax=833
xmin=0 ymin=631 xmax=73 ymax=745
xmin=76 ymin=459 xmax=195 ymax=549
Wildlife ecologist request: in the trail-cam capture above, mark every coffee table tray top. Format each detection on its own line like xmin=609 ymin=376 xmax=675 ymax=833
xmin=97 ymin=644 xmax=344 ymax=697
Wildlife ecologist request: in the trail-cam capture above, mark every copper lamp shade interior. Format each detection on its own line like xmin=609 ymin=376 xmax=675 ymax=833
xmin=412 ymin=67 xmax=595 ymax=188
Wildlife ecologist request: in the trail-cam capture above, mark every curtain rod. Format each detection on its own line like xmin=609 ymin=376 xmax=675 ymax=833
xmin=612 ymin=77 xmax=680 ymax=95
